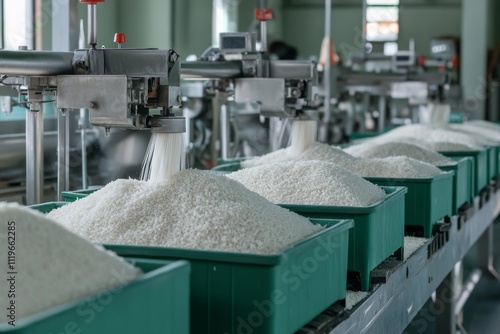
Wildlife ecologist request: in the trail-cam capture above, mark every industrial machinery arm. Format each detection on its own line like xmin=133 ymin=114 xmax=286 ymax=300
xmin=0 ymin=0 xmax=185 ymax=134
xmin=0 ymin=0 xmax=185 ymax=204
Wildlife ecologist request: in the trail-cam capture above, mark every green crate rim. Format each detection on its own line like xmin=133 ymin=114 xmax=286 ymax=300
xmin=279 ymin=186 xmax=406 ymax=214
xmin=0 ymin=259 xmax=190 ymax=331
xmin=364 ymin=171 xmax=454 ymax=184
xmin=103 ymin=219 xmax=353 ymax=266
xmin=32 ymin=201 xmax=353 ymax=266
xmin=438 ymin=150 xmax=484 ymax=156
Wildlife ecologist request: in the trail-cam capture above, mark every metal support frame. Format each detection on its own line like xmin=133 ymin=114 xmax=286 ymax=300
xmin=220 ymin=103 xmax=231 ymax=161
xmin=57 ymin=109 xmax=70 ymax=200
xmin=213 ymin=89 xmax=233 ymax=163
xmin=210 ymin=92 xmax=221 ymax=164
xmin=79 ymin=109 xmax=88 ymax=189
xmin=476 ymin=224 xmax=500 ymax=280
xmin=25 ymin=108 xmax=44 ymax=205
xmin=435 ymin=271 xmax=456 ymax=333
xmin=52 ymin=0 xmax=79 ymax=198
xmin=377 ymin=95 xmax=386 ymax=133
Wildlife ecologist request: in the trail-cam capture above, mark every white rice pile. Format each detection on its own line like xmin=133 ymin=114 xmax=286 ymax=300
xmin=141 ymin=133 xmax=185 ymax=182
xmin=345 ymin=291 xmax=368 ymax=310
xmin=351 ymin=157 xmax=443 ymax=178
xmin=344 ymin=142 xmax=455 ymax=166
xmin=48 ymin=170 xmax=323 ymax=255
xmin=242 ymin=142 xmax=357 ymax=168
xmin=404 ymin=236 xmax=428 ymax=261
xmin=369 ymin=136 xmax=436 ymax=151
xmin=449 ymin=124 xmax=497 ymax=146
xmin=431 ymin=141 xmax=482 ymax=151
xmin=227 ymin=160 xmax=386 ymax=207
xmin=243 ymin=142 xmax=442 ymax=178
xmin=288 ymin=120 xmax=318 ymax=156
xmin=451 ymin=123 xmax=500 ymax=143
xmin=468 ymin=120 xmax=500 ymax=132
xmin=300 ymin=143 xmax=358 ymax=166
xmin=241 ymin=148 xmax=294 ymax=168
xmin=0 ymin=202 xmax=141 ymax=323
xmin=373 ymin=124 xmax=483 ymax=151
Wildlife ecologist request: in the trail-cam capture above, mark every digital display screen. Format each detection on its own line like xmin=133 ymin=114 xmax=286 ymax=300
xmin=396 ymin=55 xmax=410 ymax=62
xmin=222 ymin=36 xmax=246 ymax=50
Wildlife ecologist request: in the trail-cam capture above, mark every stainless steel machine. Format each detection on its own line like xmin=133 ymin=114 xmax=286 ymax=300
xmin=180 ymin=3 xmax=320 ymax=164
xmin=182 ymin=32 xmax=318 ymax=118
xmin=0 ymin=0 xmax=185 ymax=204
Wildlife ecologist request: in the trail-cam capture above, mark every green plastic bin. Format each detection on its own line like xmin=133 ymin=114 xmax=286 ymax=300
xmin=104 ymin=219 xmax=352 ymax=334
xmin=61 ymin=187 xmax=103 ymax=202
xmin=279 ymin=187 xmax=406 ymax=292
xmin=438 ymin=158 xmax=474 ymax=213
xmin=365 ymin=172 xmax=453 ymax=239
xmin=0 ymin=258 xmax=190 ymax=334
xmin=486 ymin=146 xmax=497 ymax=181
xmin=439 ymin=149 xmax=488 ymax=195
xmin=216 ymin=157 xmax=248 ymax=166
xmin=212 ymin=161 xmax=243 ymax=173
xmin=29 ymin=201 xmax=67 ymax=213
xmin=32 ymin=201 xmax=353 ymax=334
xmin=494 ymin=145 xmax=500 ymax=178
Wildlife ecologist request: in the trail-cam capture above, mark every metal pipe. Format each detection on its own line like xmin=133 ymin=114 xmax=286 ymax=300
xmin=211 ymin=92 xmax=221 ymax=164
xmin=0 ymin=51 xmax=73 ymax=76
xmin=378 ymin=95 xmax=386 ymax=133
xmin=25 ymin=108 xmax=44 ymax=205
xmin=320 ymin=0 xmax=332 ymax=142
xmin=79 ymin=109 xmax=88 ymax=189
xmin=362 ymin=0 xmax=367 ymax=61
xmin=180 ymin=61 xmax=243 ymax=79
xmin=220 ymin=103 xmax=230 ymax=160
xmin=260 ymin=21 xmax=267 ymax=52
xmin=57 ymin=109 xmax=70 ymax=201
xmin=88 ymin=4 xmax=97 ymax=48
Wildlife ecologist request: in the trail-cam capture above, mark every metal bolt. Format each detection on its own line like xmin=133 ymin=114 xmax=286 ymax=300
xmin=88 ymin=102 xmax=96 ymax=109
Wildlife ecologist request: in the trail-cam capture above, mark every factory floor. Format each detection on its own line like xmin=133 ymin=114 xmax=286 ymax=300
xmin=462 ymin=219 xmax=500 ymax=334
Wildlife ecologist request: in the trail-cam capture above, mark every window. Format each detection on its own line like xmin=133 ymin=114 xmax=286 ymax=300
xmin=365 ymin=0 xmax=399 ymax=42
xmin=212 ymin=0 xmax=238 ymax=47
xmin=2 ymin=0 xmax=34 ymax=50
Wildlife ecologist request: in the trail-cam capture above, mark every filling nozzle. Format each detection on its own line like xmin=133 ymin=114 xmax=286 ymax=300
xmin=147 ymin=116 xmax=186 ymax=133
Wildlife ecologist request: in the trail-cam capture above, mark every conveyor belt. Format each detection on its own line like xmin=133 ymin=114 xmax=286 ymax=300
xmin=299 ymin=187 xmax=500 ymax=334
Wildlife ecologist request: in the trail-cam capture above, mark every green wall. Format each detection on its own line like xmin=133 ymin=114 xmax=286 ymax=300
xmin=42 ymin=0 xmax=169 ymax=50
xmin=41 ymin=0 xmax=118 ymax=50
xmin=115 ymin=0 xmax=171 ymax=49
xmin=171 ymin=0 xmax=212 ymax=59
xmin=284 ymin=4 xmax=362 ymax=61
xmin=398 ymin=2 xmax=461 ymax=55
xmin=281 ymin=0 xmax=462 ymax=61
xmin=79 ymin=0 xmax=119 ymax=48
xmin=79 ymin=0 xmax=170 ymax=49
